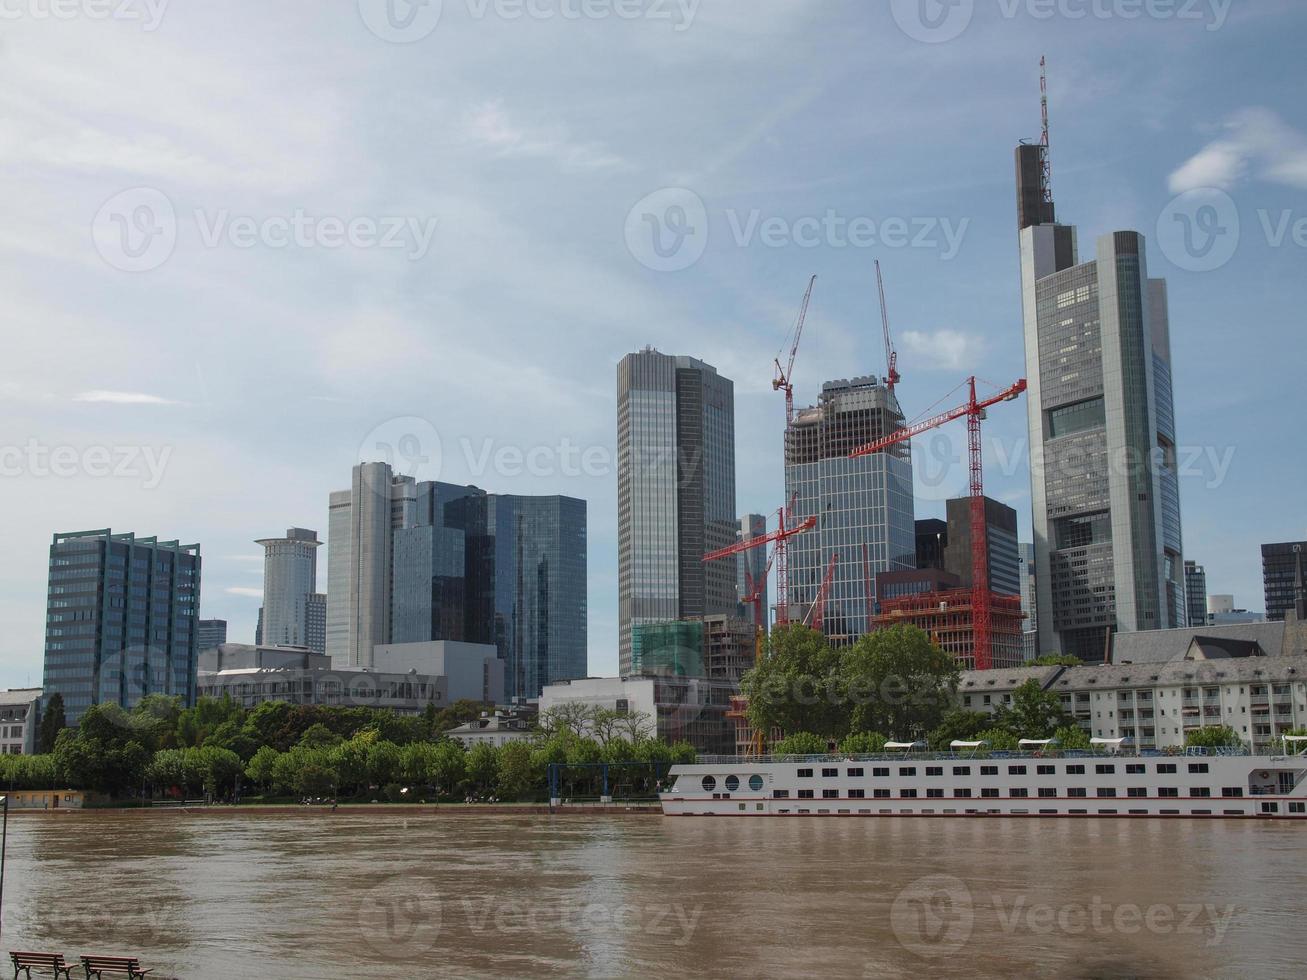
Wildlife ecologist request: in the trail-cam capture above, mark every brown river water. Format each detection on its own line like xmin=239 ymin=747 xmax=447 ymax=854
xmin=2 ymin=812 xmax=1304 ymax=978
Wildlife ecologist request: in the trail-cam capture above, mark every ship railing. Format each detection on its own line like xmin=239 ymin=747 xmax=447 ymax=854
xmin=687 ymin=746 xmax=1255 ymax=766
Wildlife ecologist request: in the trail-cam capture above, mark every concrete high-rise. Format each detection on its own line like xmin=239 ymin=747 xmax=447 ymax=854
xmin=736 ymin=514 xmax=768 ymax=628
xmin=255 ymin=528 xmax=322 ymax=651
xmin=326 ymin=462 xmax=416 ymax=668
xmin=785 ymin=377 xmax=915 ymax=643
xmin=1262 ymin=542 xmax=1307 ymax=622
xmin=1019 ymin=542 xmax=1038 ymax=660
xmin=1184 ymin=560 xmax=1208 ymax=630
xmin=617 ymin=348 xmax=736 ymax=673
xmin=197 ymin=619 xmax=227 ymax=651
xmin=1016 ymin=140 xmax=1186 ymax=662
xmin=42 ymin=529 xmax=201 ymax=725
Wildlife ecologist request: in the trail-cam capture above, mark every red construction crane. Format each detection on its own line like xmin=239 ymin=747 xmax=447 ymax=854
xmin=772 ymin=275 xmax=817 ymax=425
xmin=806 ymin=552 xmax=838 ymax=633
xmin=741 ymin=545 xmax=777 ymax=630
xmin=875 ymin=260 xmax=900 ymax=394
xmin=849 ymin=376 xmax=1027 ymax=669
xmin=704 ymin=502 xmax=815 ymax=627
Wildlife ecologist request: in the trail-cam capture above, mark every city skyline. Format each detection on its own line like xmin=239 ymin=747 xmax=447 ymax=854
xmin=3 ymin=5 xmax=1306 ymax=686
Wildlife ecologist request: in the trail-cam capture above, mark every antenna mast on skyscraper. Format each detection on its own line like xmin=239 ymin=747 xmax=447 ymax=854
xmin=1039 ymin=56 xmax=1052 ymax=205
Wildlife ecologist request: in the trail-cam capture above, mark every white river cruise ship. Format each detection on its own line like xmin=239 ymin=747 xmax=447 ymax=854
xmin=660 ymin=737 xmax=1307 ymax=818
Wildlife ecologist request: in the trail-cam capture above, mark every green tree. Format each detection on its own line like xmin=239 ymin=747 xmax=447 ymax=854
xmin=1031 ymin=654 xmax=1083 ymax=667
xmin=466 ymin=743 xmax=498 ymax=792
xmin=974 ymin=727 xmax=1019 ymax=751
xmin=1185 ymin=725 xmax=1243 ymax=749
xmin=366 ymin=741 xmax=403 ymax=786
xmin=1053 ymin=725 xmax=1090 ymax=751
xmin=196 ymin=746 xmax=243 ymax=799
xmin=431 ymin=741 xmax=466 ymax=795
xmin=995 ymin=680 xmax=1074 ymax=739
xmin=927 ymin=708 xmax=994 ymax=751
xmin=299 ymin=723 xmax=343 ymax=749
xmin=399 ymin=741 xmax=438 ymax=786
xmin=838 ymin=731 xmax=887 ymax=754
xmin=496 ymin=741 xmax=535 ymax=800
xmin=669 ymin=742 xmax=697 ymax=765
xmin=741 ymin=624 xmax=845 ymax=740
xmin=840 ymin=625 xmax=959 ymax=739
xmin=37 ymin=693 xmax=66 ymax=754
xmin=772 ymin=732 xmax=826 ymax=755
xmin=245 ymin=745 xmax=281 ymax=792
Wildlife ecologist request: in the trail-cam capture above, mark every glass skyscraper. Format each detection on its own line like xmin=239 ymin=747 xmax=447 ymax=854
xmin=43 ymin=529 xmax=201 ymax=725
xmin=1016 ymin=142 xmax=1186 ymax=661
xmin=784 ymin=377 xmax=916 ymax=643
xmin=255 ymin=527 xmax=321 ymax=650
xmin=617 ymin=348 xmax=737 ymax=673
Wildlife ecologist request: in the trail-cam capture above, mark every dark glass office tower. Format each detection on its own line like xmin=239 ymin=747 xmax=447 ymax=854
xmin=617 ymin=348 xmax=736 ymax=672
xmin=43 ymin=529 xmax=201 ymax=725
xmin=1262 ymin=542 xmax=1307 ymax=622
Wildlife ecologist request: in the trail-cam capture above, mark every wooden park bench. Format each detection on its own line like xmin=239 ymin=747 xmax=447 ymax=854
xmin=9 ymin=951 xmax=73 ymax=979
xmin=77 ymin=957 xmax=151 ymax=980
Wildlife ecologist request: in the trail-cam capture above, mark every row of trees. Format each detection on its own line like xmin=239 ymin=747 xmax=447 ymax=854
xmin=2 ymin=694 xmax=696 ymax=803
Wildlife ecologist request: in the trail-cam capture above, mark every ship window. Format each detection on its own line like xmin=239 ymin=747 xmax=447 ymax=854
xmin=772 ymin=790 xmax=790 ymax=799
xmin=822 ymin=768 xmax=838 ymax=778
xmin=749 ymin=775 xmax=764 ymax=792
xmin=1289 ymin=802 xmax=1305 ymax=814
xmin=981 ymin=766 xmax=998 ymax=776
xmin=874 ymin=789 xmax=891 ymax=799
xmin=1010 ymin=788 xmax=1029 ymax=798
xmin=725 ymin=776 xmax=740 ymax=792
xmin=1097 ymin=788 xmax=1117 ymax=798
xmin=926 ymin=766 xmax=943 ymax=776
xmin=1068 ymin=788 xmax=1087 ymax=798
xmin=797 ymin=769 xmax=813 ymax=778
xmin=1037 ymin=765 xmax=1055 ymax=775
xmin=1127 ymin=788 xmax=1147 ymax=798
xmin=1191 ymin=787 xmax=1211 ymax=798
xmin=899 ymin=767 xmax=917 ymax=777
xmin=849 ymin=789 xmax=865 ymax=799
xmin=1261 ymin=802 xmax=1279 ymax=814
xmin=1157 ymin=763 xmax=1177 ymax=774
xmin=873 ymin=767 xmax=889 ymax=777
xmin=701 ymin=776 xmax=716 ymax=792
xmin=1095 ymin=764 xmax=1115 ymax=775
xmin=952 ymin=766 xmax=971 ymax=776
xmin=1066 ymin=765 xmax=1085 ymax=775
xmin=900 ymin=789 xmax=917 ymax=799
xmin=1038 ymin=788 xmax=1057 ymax=798
xmin=798 ymin=790 xmax=814 ymax=799
xmin=1159 ymin=787 xmax=1179 ymax=798
xmin=1008 ymin=765 xmax=1027 ymax=775
xmin=847 ymin=768 xmax=864 ymax=778
xmin=823 ymin=790 xmax=839 ymax=799
xmin=1188 ymin=763 xmax=1209 ymax=774
xmin=1126 ymin=764 xmax=1146 ymax=774
xmin=927 ymin=788 xmax=944 ymax=798
xmin=981 ymin=788 xmax=999 ymax=798
xmin=954 ymin=789 xmax=971 ymax=798
xmin=1221 ymin=787 xmax=1242 ymax=797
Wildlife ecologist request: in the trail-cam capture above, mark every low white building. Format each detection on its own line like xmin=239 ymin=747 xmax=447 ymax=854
xmin=446 ymin=711 xmax=535 ymax=748
xmin=539 ymin=676 xmax=738 ymax=754
xmin=0 ymin=689 xmax=41 ymax=755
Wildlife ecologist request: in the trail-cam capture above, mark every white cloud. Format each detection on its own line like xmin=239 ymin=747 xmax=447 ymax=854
xmin=899 ymin=329 xmax=983 ymax=371
xmin=461 ymin=101 xmax=626 ymax=173
xmin=224 ymin=587 xmax=263 ymax=599
xmin=72 ymin=390 xmax=178 ymax=405
xmin=1168 ymin=108 xmax=1307 ymax=193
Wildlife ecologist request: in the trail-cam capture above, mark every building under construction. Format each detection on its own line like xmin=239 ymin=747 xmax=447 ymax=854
xmin=784 ymin=376 xmax=916 ymax=643
xmin=873 ymin=589 xmax=1026 ymax=670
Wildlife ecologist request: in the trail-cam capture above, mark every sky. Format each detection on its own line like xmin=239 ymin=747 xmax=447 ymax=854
xmin=1 ymin=0 xmax=1304 ymax=688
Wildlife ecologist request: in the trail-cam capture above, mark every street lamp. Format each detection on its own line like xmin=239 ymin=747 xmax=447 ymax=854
xmin=0 ymin=794 xmax=8 ymax=943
